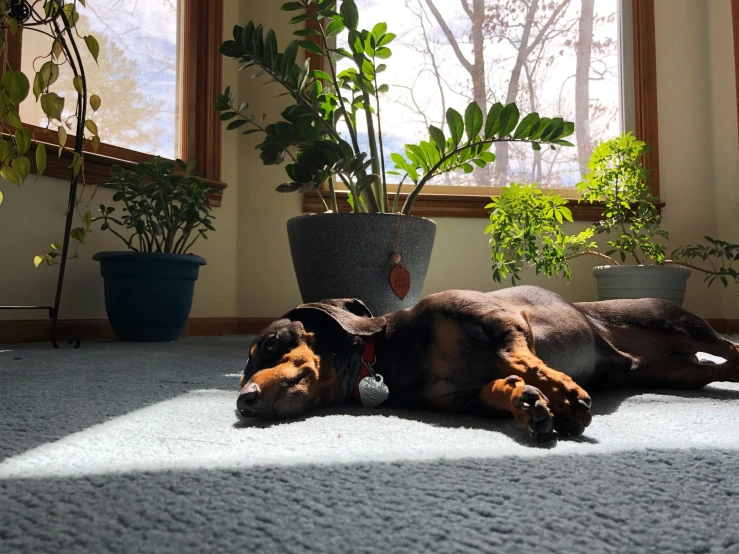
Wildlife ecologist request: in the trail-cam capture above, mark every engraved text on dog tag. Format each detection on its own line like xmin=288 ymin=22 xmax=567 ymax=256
xmin=359 ymin=374 xmax=389 ymax=407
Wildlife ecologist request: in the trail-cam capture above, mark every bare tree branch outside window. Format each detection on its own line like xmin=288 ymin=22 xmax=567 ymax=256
xmin=340 ymin=0 xmax=621 ymax=188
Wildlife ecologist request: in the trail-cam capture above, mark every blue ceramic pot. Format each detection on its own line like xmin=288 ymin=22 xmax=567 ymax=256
xmin=93 ymin=251 xmax=206 ymax=341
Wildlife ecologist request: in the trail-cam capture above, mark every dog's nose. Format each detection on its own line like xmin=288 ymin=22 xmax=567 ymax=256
xmin=237 ymin=382 xmax=261 ymax=416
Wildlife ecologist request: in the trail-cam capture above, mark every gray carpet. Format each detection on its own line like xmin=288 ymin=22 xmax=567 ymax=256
xmin=2 ymin=337 xmax=739 ymax=554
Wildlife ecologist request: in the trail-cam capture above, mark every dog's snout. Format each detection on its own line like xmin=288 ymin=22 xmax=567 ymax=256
xmin=237 ymin=382 xmax=261 ymax=416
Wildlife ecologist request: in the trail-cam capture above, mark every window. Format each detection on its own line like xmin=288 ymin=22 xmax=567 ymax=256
xmin=10 ymin=0 xmax=225 ymax=203
xmin=304 ymin=0 xmax=660 ymax=218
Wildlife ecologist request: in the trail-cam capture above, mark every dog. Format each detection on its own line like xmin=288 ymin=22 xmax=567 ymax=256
xmin=237 ymin=286 xmax=739 ymax=438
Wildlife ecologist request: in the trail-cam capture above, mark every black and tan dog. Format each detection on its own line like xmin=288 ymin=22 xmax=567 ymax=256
xmin=237 ymin=286 xmax=739 ymax=438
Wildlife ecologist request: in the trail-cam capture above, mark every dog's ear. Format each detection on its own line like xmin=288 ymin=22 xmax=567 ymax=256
xmin=283 ymin=298 xmax=384 ymax=338
xmin=314 ymin=298 xmax=374 ymax=319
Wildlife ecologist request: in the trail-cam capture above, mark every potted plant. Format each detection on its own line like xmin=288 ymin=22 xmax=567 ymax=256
xmin=486 ymin=133 xmax=739 ymax=305
xmin=92 ymin=157 xmax=217 ymax=341
xmin=217 ymin=0 xmax=575 ymax=315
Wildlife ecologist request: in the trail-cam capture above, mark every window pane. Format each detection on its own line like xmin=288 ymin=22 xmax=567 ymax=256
xmin=20 ymin=0 xmax=180 ymax=159
xmin=337 ymin=0 xmax=622 ymax=188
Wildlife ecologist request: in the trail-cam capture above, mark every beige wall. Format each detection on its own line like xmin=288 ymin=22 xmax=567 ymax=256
xmin=1 ymin=0 xmax=737 ymax=323
xmin=0 ymin=0 xmax=242 ymax=320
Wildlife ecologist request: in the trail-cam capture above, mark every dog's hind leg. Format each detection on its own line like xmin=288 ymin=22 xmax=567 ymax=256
xmin=630 ymin=352 xmax=738 ymax=390
xmin=478 ymin=376 xmax=554 ymax=438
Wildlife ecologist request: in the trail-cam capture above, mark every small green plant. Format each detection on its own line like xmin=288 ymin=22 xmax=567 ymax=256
xmin=93 ymin=157 xmax=217 ymax=254
xmin=577 ymin=133 xmax=668 ymax=264
xmin=217 ymin=0 xmax=576 ymax=215
xmin=486 ymin=184 xmax=599 ymax=284
xmin=486 ymin=133 xmax=739 ymax=290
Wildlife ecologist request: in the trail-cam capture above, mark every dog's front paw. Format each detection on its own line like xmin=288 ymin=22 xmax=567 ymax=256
xmin=512 ymin=384 xmax=554 ymax=439
xmin=540 ymin=374 xmax=592 ymax=436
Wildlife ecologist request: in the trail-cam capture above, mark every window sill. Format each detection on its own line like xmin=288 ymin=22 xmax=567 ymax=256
xmin=28 ymin=141 xmax=227 ymax=207
xmin=303 ymin=190 xmax=664 ymax=221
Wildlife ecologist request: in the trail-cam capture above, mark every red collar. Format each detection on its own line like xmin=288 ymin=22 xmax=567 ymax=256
xmin=352 ymin=338 xmax=376 ymax=401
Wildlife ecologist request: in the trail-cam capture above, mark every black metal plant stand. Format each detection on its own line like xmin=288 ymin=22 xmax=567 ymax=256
xmin=0 ymin=0 xmax=86 ymax=348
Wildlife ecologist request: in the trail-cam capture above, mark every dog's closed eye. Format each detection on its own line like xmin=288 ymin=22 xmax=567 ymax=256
xmin=281 ymin=367 xmax=312 ymax=387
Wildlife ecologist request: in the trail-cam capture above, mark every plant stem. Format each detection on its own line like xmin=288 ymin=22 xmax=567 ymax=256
xmin=401 ymin=138 xmax=540 ymax=214
xmin=303 ymin=0 xmax=362 ymax=156
xmin=362 ymin=90 xmax=384 ymax=213
xmin=314 ymin=188 xmax=330 ymax=212
xmin=565 ymin=251 xmax=619 ymax=265
xmin=392 ymin=174 xmax=408 ymax=214
xmin=373 ymin=72 xmax=388 ymax=212
xmin=328 ymin=175 xmax=338 ymax=212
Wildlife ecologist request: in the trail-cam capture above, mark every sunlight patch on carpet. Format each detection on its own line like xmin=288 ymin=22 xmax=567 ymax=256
xmin=2 ymin=384 xmax=739 ymax=480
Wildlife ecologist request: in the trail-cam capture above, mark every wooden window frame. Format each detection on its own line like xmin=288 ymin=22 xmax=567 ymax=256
xmin=303 ymin=0 xmax=661 ymax=219
xmin=6 ymin=0 xmax=226 ymax=206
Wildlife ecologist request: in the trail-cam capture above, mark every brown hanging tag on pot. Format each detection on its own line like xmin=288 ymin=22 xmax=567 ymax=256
xmin=389 ymin=214 xmax=410 ymax=300
xmin=389 ymin=263 xmax=411 ymax=300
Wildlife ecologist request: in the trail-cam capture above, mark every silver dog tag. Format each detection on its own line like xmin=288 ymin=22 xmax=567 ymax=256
xmin=359 ymin=374 xmax=389 ymax=408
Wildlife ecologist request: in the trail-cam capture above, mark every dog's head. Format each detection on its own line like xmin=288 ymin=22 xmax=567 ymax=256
xmin=237 ymin=298 xmax=384 ymax=420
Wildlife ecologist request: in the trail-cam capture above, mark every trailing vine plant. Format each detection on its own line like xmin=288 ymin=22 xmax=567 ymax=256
xmin=0 ymin=0 xmax=102 ymax=266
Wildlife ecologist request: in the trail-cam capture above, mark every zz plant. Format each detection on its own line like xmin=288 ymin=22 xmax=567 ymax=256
xmin=94 ymin=157 xmax=217 ymax=254
xmin=487 ymin=133 xmax=739 ymax=290
xmin=217 ymin=0 xmax=576 ymax=215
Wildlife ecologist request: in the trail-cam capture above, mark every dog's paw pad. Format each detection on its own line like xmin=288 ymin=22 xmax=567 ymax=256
xmin=518 ymin=385 xmax=554 ymax=438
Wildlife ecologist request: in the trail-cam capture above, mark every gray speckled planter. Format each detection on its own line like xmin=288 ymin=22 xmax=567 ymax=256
xmin=593 ymin=265 xmax=692 ymax=306
xmin=287 ymin=213 xmax=436 ymax=316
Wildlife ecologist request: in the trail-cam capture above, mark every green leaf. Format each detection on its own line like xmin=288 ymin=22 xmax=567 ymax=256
xmin=57 ymin=126 xmax=67 ymax=149
xmin=378 ymin=33 xmax=396 ymax=47
xmin=15 ymin=127 xmax=30 ymax=155
xmin=39 ymin=61 xmax=60 ymax=90
xmin=311 ymin=69 xmax=333 ymax=81
xmin=446 ymin=108 xmax=464 ymax=147
xmin=497 ymin=103 xmax=520 ymax=138
xmin=2 ymin=71 xmax=29 ymax=105
xmin=34 ymin=255 xmax=44 ymax=268
xmin=375 ymin=47 xmax=391 ymax=59
xmin=90 ymin=94 xmax=101 ymax=111
xmin=70 ymin=226 xmax=86 ymax=243
xmin=372 ymin=23 xmax=388 ymax=39
xmin=5 ymin=110 xmax=22 ymax=129
xmin=85 ymin=119 xmax=98 ymax=136
xmin=226 ymin=119 xmax=248 ymax=130
xmin=464 ymin=101 xmax=483 ymax=141
xmin=484 ymin=103 xmax=504 ymax=139
xmin=0 ymin=166 xmax=21 ymax=186
xmin=282 ymin=40 xmax=299 ymax=74
xmin=84 ymin=35 xmax=100 ymax=64
xmin=340 ymin=0 xmax=359 ymax=30
xmin=73 ymin=75 xmax=83 ymax=94
xmin=35 ymin=143 xmax=47 ymax=178
xmin=299 ymin=40 xmax=325 ymax=55
xmin=11 ymin=156 xmax=30 ymax=180
xmin=293 ymin=28 xmax=320 ymax=37
xmin=325 ymin=20 xmax=345 ymax=38
xmin=265 ymin=29 xmax=278 ymax=69
xmin=40 ymin=93 xmax=65 ymax=121
xmin=428 ymin=125 xmax=446 ymax=153
xmin=513 ymin=112 xmax=539 ymax=139
xmin=281 ymin=1 xmax=304 ymax=10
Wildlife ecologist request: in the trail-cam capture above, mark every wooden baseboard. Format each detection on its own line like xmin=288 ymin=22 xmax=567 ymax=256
xmin=0 ymin=317 xmax=277 ymax=345
xmin=706 ymin=319 xmax=739 ymax=335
